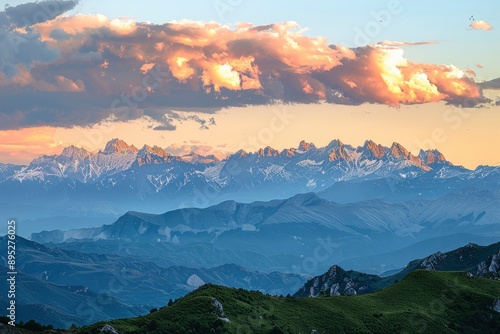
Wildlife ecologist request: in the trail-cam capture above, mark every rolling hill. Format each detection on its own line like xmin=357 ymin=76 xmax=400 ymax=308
xmin=77 ymin=271 xmax=500 ymax=334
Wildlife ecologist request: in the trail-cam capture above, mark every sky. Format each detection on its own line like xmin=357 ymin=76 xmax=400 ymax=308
xmin=0 ymin=0 xmax=499 ymax=168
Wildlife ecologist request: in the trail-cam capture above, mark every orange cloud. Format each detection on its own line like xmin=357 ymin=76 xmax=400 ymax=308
xmin=321 ymin=46 xmax=481 ymax=105
xmin=0 ymin=15 xmax=485 ymax=130
xmin=470 ymin=20 xmax=493 ymax=31
xmin=28 ymin=18 xmax=482 ymax=102
xmin=465 ymin=69 xmax=476 ymax=77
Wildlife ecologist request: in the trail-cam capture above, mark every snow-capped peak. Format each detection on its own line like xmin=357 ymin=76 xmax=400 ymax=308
xmin=103 ymin=139 xmax=138 ymax=155
xmin=418 ymin=149 xmax=451 ymax=165
xmin=61 ymin=145 xmax=91 ymax=159
xmin=136 ymin=145 xmax=172 ymax=165
xmin=327 ymin=140 xmax=350 ymax=162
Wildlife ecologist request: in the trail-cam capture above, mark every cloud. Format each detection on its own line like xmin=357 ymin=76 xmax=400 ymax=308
xmin=465 ymin=69 xmax=476 ymax=77
xmin=143 ymin=109 xmax=216 ymax=131
xmin=165 ymin=142 xmax=227 ymax=160
xmin=318 ymin=46 xmax=481 ymax=105
xmin=469 ymin=20 xmax=493 ymax=31
xmin=378 ymin=40 xmax=438 ymax=47
xmin=0 ymin=11 xmax=485 ymax=130
xmin=2 ymin=1 xmax=79 ymax=27
xmin=0 ymin=1 xmax=79 ymax=81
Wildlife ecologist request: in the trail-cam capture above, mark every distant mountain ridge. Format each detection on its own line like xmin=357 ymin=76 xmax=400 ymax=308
xmin=2 ymin=137 xmax=499 ymax=238
xmin=0 ymin=137 xmax=469 ymax=224
xmin=2 ymin=137 xmax=451 ymax=185
xmin=31 ymin=189 xmax=500 ymax=277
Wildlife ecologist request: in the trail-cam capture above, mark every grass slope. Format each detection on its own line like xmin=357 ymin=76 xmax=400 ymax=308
xmin=78 ymin=271 xmax=500 ymax=334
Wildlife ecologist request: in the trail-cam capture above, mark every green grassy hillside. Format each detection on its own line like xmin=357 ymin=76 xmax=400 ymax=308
xmin=77 ymin=270 xmax=500 ymax=334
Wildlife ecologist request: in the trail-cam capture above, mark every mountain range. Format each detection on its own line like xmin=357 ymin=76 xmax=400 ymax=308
xmin=31 ymin=187 xmax=500 ymax=277
xmin=1 ymin=138 xmax=499 ymax=236
xmin=2 ymin=137 xmax=500 ymax=331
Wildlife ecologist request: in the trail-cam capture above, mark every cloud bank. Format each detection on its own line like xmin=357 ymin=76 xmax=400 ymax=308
xmin=0 ymin=1 xmax=484 ymax=130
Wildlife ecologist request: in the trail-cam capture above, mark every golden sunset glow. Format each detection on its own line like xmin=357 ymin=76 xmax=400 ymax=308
xmin=0 ymin=128 xmax=67 ymax=163
xmin=2 ymin=2 xmax=500 ymax=331
xmin=0 ymin=2 xmax=498 ymax=168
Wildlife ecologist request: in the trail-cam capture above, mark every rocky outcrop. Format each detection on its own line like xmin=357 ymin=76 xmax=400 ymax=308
xmin=293 ymin=265 xmax=381 ymax=297
xmin=100 ymin=324 xmax=119 ymax=334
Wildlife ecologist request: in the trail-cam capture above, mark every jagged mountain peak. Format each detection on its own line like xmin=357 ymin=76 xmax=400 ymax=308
xmin=388 ymin=142 xmax=424 ymax=165
xmin=282 ymin=148 xmax=297 ymax=157
xmin=103 ymin=139 xmax=138 ymax=155
xmin=234 ymin=149 xmax=249 ymax=157
xmin=326 ymin=264 xmax=344 ymax=274
xmin=61 ymin=145 xmax=91 ymax=159
xmin=257 ymin=146 xmax=279 ymax=157
xmin=137 ymin=145 xmax=170 ymax=157
xmin=389 ymin=142 xmax=410 ymax=158
xmin=6 ymin=137 xmax=478 ymax=193
xmin=327 ymin=139 xmax=344 ymax=148
xmin=361 ymin=140 xmax=385 ymax=159
xmin=298 ymin=140 xmax=316 ymax=151
xmin=294 ymin=262 xmax=380 ymax=297
xmin=328 ymin=140 xmax=351 ymax=162
xmin=418 ymin=149 xmax=450 ymax=165
xmin=136 ymin=145 xmax=172 ymax=165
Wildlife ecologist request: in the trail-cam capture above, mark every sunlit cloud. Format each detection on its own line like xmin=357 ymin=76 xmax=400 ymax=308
xmin=465 ymin=69 xmax=476 ymax=77
xmin=378 ymin=40 xmax=438 ymax=47
xmin=0 ymin=2 xmax=485 ymax=131
xmin=469 ymin=20 xmax=493 ymax=31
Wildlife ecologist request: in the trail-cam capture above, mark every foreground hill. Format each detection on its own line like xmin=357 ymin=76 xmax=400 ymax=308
xmin=294 ymin=241 xmax=500 ymax=297
xmin=77 ymin=271 xmax=500 ymax=334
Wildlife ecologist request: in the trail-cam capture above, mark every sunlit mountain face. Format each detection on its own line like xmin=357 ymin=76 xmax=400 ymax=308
xmin=1 ymin=1 xmax=500 ymax=332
